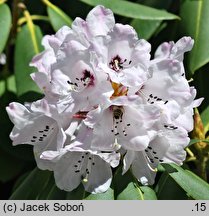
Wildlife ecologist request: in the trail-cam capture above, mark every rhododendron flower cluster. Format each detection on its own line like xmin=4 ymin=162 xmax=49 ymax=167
xmin=6 ymin=5 xmax=203 ymax=194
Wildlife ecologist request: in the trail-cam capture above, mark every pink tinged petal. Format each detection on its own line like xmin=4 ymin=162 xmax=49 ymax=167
xmin=170 ymin=36 xmax=194 ymax=61
xmin=154 ymin=41 xmax=174 ymax=59
xmin=154 ymin=37 xmax=194 ymax=62
xmin=6 ymin=102 xmax=30 ymax=128
xmin=71 ymin=17 xmax=91 ymax=47
xmin=86 ymin=5 xmax=115 ymax=37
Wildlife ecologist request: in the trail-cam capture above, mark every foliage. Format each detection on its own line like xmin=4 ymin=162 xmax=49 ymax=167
xmin=0 ymin=0 xmax=209 ymax=200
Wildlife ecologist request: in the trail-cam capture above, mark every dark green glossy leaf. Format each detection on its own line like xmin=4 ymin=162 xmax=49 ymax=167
xmin=0 ymin=4 xmax=11 ymax=53
xmin=9 ymin=168 xmax=52 ymax=200
xmin=66 ymin=184 xmax=86 ymax=200
xmin=46 ymin=185 xmax=67 ymax=200
xmin=37 ymin=175 xmax=67 ymax=200
xmin=130 ymin=0 xmax=173 ymax=40
xmin=0 ymin=149 xmax=26 ymax=183
xmin=47 ymin=5 xmax=72 ymax=32
xmin=140 ymin=186 xmax=157 ymax=200
xmin=15 ymin=24 xmax=43 ymax=96
xmin=0 ymin=91 xmax=34 ymax=161
xmin=131 ymin=19 xmax=162 ymax=40
xmin=0 ymin=75 xmax=16 ymax=96
xmin=113 ymin=167 xmax=144 ymax=200
xmin=80 ymin=0 xmax=179 ymax=20
xmin=12 ymin=172 xmax=30 ymax=192
xmin=180 ymin=0 xmax=209 ymax=74
xmin=163 ymin=163 xmax=209 ymax=200
xmin=84 ymin=187 xmax=114 ymax=200
xmin=155 ymin=172 xmax=188 ymax=200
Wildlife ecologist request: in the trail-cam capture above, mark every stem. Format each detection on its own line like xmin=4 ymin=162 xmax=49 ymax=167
xmin=23 ymin=9 xmax=40 ymax=54
xmin=197 ymin=155 xmax=208 ymax=181
xmin=194 ymin=146 xmax=208 ymax=181
xmin=18 ymin=15 xmax=49 ymax=26
xmin=186 ymin=147 xmax=195 ymax=157
xmin=11 ymin=0 xmax=21 ymax=39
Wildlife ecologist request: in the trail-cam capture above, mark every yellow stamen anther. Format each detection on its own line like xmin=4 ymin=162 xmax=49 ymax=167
xmin=111 ymin=82 xmax=128 ymax=99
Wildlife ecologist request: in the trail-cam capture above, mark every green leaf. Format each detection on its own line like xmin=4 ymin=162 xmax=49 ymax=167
xmin=0 ymin=75 xmax=16 ymax=96
xmin=84 ymin=187 xmax=114 ymax=200
xmin=130 ymin=0 xmax=173 ymax=40
xmin=113 ymin=167 xmax=144 ymax=200
xmin=130 ymin=19 xmax=162 ymax=40
xmin=80 ymin=0 xmax=179 ymax=20
xmin=140 ymin=186 xmax=157 ymax=200
xmin=14 ymin=24 xmax=43 ymax=96
xmin=155 ymin=172 xmax=188 ymax=200
xmin=10 ymin=168 xmax=52 ymax=200
xmin=201 ymin=106 xmax=209 ymax=133
xmin=189 ymin=139 xmax=209 ymax=147
xmin=66 ymin=184 xmax=86 ymax=200
xmin=0 ymin=149 xmax=26 ymax=183
xmin=12 ymin=172 xmax=30 ymax=192
xmin=180 ymin=0 xmax=209 ymax=74
xmin=46 ymin=2 xmax=72 ymax=31
xmin=37 ymin=175 xmax=67 ymax=200
xmin=0 ymin=91 xmax=34 ymax=161
xmin=0 ymin=4 xmax=11 ymax=53
xmin=163 ymin=163 xmax=209 ymax=200
xmin=46 ymin=185 xmax=67 ymax=200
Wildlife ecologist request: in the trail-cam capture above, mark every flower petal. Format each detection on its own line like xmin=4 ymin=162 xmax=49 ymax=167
xmin=83 ymin=155 xmax=112 ymax=194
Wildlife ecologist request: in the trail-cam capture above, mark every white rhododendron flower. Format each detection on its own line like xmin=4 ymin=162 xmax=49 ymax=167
xmin=6 ymin=5 xmax=203 ymax=193
xmin=41 ymin=124 xmax=120 ymax=193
